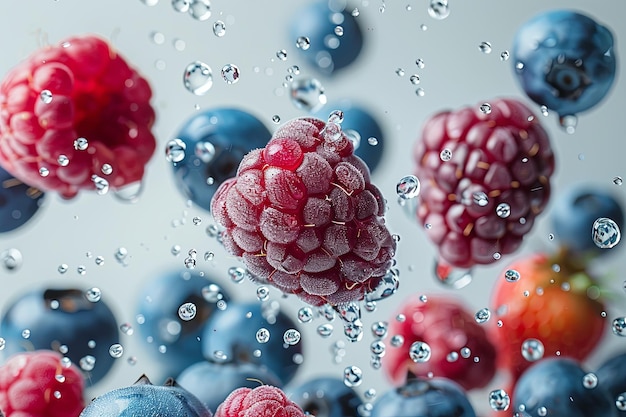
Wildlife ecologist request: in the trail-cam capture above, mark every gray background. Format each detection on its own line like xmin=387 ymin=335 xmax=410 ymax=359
xmin=1 ymin=0 xmax=626 ymax=414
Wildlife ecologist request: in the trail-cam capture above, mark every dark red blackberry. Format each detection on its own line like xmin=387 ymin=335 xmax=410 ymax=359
xmin=413 ymin=98 xmax=555 ymax=269
xmin=211 ymin=116 xmax=396 ymax=307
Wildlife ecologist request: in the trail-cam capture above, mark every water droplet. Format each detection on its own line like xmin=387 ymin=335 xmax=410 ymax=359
xmin=366 ymin=137 xmax=378 ymax=147
xmin=283 ymin=329 xmax=301 ymax=345
xmin=213 ymin=20 xmax=226 ymax=37
xmin=408 ymin=74 xmax=421 ymax=85
xmin=428 ymin=0 xmax=449 ymax=19
xmin=409 ymin=341 xmax=431 ymax=362
xmin=172 ymin=0 xmax=190 ymax=12
xmin=289 ymin=78 xmax=327 ymax=112
xmin=0 ymin=338 xmax=5 ymax=350
xmin=440 ymin=148 xmax=452 ymax=161
xmin=612 ymin=317 xmax=626 ymax=336
xmin=521 ymin=338 xmax=544 ymax=361
xmin=371 ymin=322 xmax=388 ymax=339
xmin=40 ymin=90 xmax=53 ymax=104
xmin=480 ymin=103 xmax=492 ymax=114
xmin=616 ymin=394 xmax=626 ymax=411
xmin=415 ymin=87 xmax=425 ymax=97
xmin=446 ymin=351 xmax=459 ymax=362
xmin=390 ymin=335 xmax=404 ymax=347
xmin=184 ymin=256 xmax=196 ymax=269
xmin=496 ymin=202 xmax=511 ymax=218
xmin=39 ymin=167 xmax=50 ymax=177
xmin=395 ymin=68 xmax=405 ymax=77
xmin=120 ymin=323 xmax=134 ymax=335
xmin=85 ymin=287 xmax=101 ymax=303
xmin=370 ymin=340 xmax=386 ymax=357
xmin=472 ymin=191 xmax=489 ymax=207
xmin=74 ymin=137 xmax=88 ymax=151
xmin=559 ymin=114 xmax=578 ymax=134
xmin=505 ymin=269 xmax=521 ymax=282
xmin=275 ymin=49 xmax=288 ymax=61
xmin=539 ymin=105 xmax=549 ymax=116
xmin=79 ymin=355 xmax=96 ymax=371
xmin=479 ymin=41 xmax=492 ymax=54
xmin=396 ymin=175 xmax=421 ymax=199
xmin=365 ymin=269 xmax=399 ymax=301
xmin=583 ymin=372 xmax=598 ymax=389
xmin=593 ymin=217 xmax=621 ymax=249
xmin=613 ymin=176 xmax=623 ymax=186
xmin=317 ymin=323 xmax=333 ymax=337
xmin=475 ymin=308 xmax=491 ymax=323
xmin=91 ymin=175 xmax=109 ymax=195
xmin=500 ymin=51 xmax=510 ymax=61
xmin=297 ymin=307 xmax=313 ymax=323
xmin=203 ymin=251 xmax=214 ymax=262
xmin=221 ymin=64 xmax=240 ymax=84
xmin=460 ymin=347 xmax=471 ymax=358
xmin=489 ymin=389 xmax=511 ymax=411
xmin=415 ymin=58 xmax=425 ymax=69
xmin=420 ymin=24 xmax=428 ymax=31
xmin=109 ymin=343 xmax=124 ymax=358
xmin=256 ymin=328 xmax=270 ymax=343
xmin=343 ymin=365 xmax=363 ymax=387
xmin=1 ymin=248 xmax=22 ymax=271
xmin=228 ymin=266 xmax=247 ymax=283
xmin=178 ymin=302 xmax=197 ymax=321
xmin=434 ymin=258 xmax=473 ymax=289
xmin=256 ymin=286 xmax=270 ymax=301
xmin=296 ymin=36 xmax=311 ymax=50
xmin=271 ymin=115 xmax=281 ymax=124
xmin=188 ymin=0 xmax=211 ymax=21
xmin=183 ymin=61 xmax=213 ymax=95
xmin=351 ymin=8 xmax=359 ymax=17
xmin=165 ymin=139 xmax=187 ymax=163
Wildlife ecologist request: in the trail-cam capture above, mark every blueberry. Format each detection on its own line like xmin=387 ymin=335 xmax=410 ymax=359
xmin=512 ymin=10 xmax=616 ymax=117
xmin=201 ymin=301 xmax=302 ymax=385
xmin=0 ymin=288 xmax=119 ymax=385
xmin=596 ymin=352 xmax=626 ymax=415
xmin=80 ymin=374 xmax=212 ymax=417
xmin=370 ymin=377 xmax=476 ymax=417
xmin=514 ymin=357 xmax=617 ymax=417
xmin=136 ymin=270 xmax=230 ymax=381
xmin=0 ymin=166 xmax=44 ymax=233
xmin=314 ymin=100 xmax=386 ymax=173
xmin=289 ymin=0 xmax=364 ymax=75
xmin=177 ymin=361 xmax=282 ymax=413
xmin=286 ymin=376 xmax=362 ymax=417
xmin=171 ymin=107 xmax=271 ymax=211
xmin=551 ymin=185 xmax=624 ymax=258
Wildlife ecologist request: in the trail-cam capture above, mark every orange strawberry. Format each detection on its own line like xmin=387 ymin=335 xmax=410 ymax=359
xmin=489 ymin=251 xmax=606 ymax=383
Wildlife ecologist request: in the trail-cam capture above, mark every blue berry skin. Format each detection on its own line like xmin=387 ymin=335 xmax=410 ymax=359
xmin=79 ymin=375 xmax=213 ymax=417
xmin=0 ymin=288 xmax=119 ymax=385
xmin=314 ymin=100 xmax=385 ymax=173
xmin=177 ymin=361 xmax=282 ymax=413
xmin=512 ymin=10 xmax=616 ymax=116
xmin=289 ymin=0 xmax=364 ymax=75
xmin=171 ymin=108 xmax=271 ymax=212
xmin=136 ymin=270 xmax=230 ymax=381
xmin=201 ymin=301 xmax=302 ymax=385
xmin=370 ymin=377 xmax=476 ymax=417
xmin=514 ymin=358 xmax=617 ymax=417
xmin=551 ymin=185 xmax=624 ymax=258
xmin=0 ymin=165 xmax=44 ymax=233
xmin=287 ymin=376 xmax=363 ymax=417
xmin=596 ymin=352 xmax=626 ymax=416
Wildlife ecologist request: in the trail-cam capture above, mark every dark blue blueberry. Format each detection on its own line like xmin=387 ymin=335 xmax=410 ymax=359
xmin=79 ymin=374 xmax=212 ymax=417
xmin=177 ymin=361 xmax=282 ymax=413
xmin=287 ymin=376 xmax=363 ymax=417
xmin=596 ymin=352 xmax=626 ymax=416
xmin=514 ymin=357 xmax=617 ymax=417
xmin=171 ymin=107 xmax=271 ymax=211
xmin=314 ymin=100 xmax=385 ymax=173
xmin=551 ymin=185 xmax=624 ymax=258
xmin=201 ymin=301 xmax=302 ymax=385
xmin=289 ymin=1 xmax=364 ymax=75
xmin=136 ymin=270 xmax=230 ymax=381
xmin=0 ymin=287 xmax=119 ymax=385
xmin=512 ymin=10 xmax=616 ymax=117
xmin=370 ymin=377 xmax=476 ymax=417
xmin=0 ymin=166 xmax=44 ymax=233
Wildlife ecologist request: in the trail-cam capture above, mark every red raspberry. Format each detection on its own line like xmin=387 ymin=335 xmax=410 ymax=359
xmin=215 ymin=386 xmax=305 ymax=417
xmin=0 ymin=35 xmax=156 ymax=198
xmin=0 ymin=350 xmax=85 ymax=417
xmin=383 ymin=295 xmax=497 ymax=391
xmin=413 ymin=98 xmax=555 ymax=270
xmin=211 ymin=117 xmax=396 ymax=307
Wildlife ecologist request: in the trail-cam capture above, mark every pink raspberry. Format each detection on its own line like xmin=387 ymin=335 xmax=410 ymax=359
xmin=413 ymin=98 xmax=555 ymax=270
xmin=215 ymin=386 xmax=304 ymax=417
xmin=0 ymin=35 xmax=156 ymax=198
xmin=211 ymin=117 xmax=396 ymax=306
xmin=0 ymin=350 xmax=85 ymax=417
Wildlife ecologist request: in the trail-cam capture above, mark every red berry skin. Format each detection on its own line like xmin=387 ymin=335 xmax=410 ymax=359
xmin=0 ymin=35 xmax=156 ymax=198
xmin=215 ymin=386 xmax=305 ymax=417
xmin=490 ymin=252 xmax=606 ymax=383
xmin=211 ymin=117 xmax=396 ymax=307
xmin=383 ymin=295 xmax=497 ymax=391
xmin=0 ymin=350 xmax=85 ymax=417
xmin=414 ymin=98 xmax=555 ymax=269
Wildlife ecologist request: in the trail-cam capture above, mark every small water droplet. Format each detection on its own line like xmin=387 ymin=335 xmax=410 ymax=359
xmin=428 ymin=0 xmax=449 ymax=19
xmin=505 ymin=269 xmax=521 ymax=282
xmin=1 ymin=248 xmax=22 ymax=271
xmin=40 ymin=89 xmax=53 ymax=104
xmin=540 ymin=105 xmax=549 ymax=116
xmin=77 ymin=265 xmax=87 ymax=275
xmin=256 ymin=286 xmax=270 ymax=301
xmin=297 ymin=307 xmax=313 ymax=323
xmin=85 ymin=287 xmax=101 ymax=303
xmin=390 ymin=335 xmax=404 ymax=347
xmin=283 ymin=329 xmax=301 ymax=345
xmin=409 ymin=74 xmax=420 ymax=85
xmin=21 ymin=329 xmax=30 ymax=339
xmin=613 ymin=176 xmax=623 ymax=186
xmin=593 ymin=217 xmax=621 ymax=249
xmin=446 ymin=351 xmax=459 ymax=362
xmin=489 ymin=389 xmax=511 ymax=411
xmin=583 ymin=372 xmax=598 ymax=389
xmin=188 ymin=0 xmax=211 ymax=21
xmin=521 ymin=338 xmax=544 ymax=361
xmin=74 ymin=137 xmax=88 ymax=151
xmin=500 ymin=51 xmax=510 ymax=61
xmin=183 ymin=61 xmax=213 ymax=95
xmin=343 ymin=365 xmax=363 ymax=387
xmin=460 ymin=347 xmax=471 ymax=358
xmin=409 ymin=341 xmax=431 ymax=362
xmin=289 ymin=78 xmax=327 ymax=112
xmin=272 ymin=115 xmax=281 ymax=124
xmin=178 ymin=302 xmax=197 ymax=321
xmin=479 ymin=41 xmax=492 ymax=54
xmin=256 ymin=328 xmax=270 ymax=343
xmin=559 ymin=114 xmax=578 ymax=134
xmin=213 ymin=20 xmax=226 ymax=37
xmin=317 ymin=323 xmax=334 ymax=337
xmin=420 ymin=24 xmax=428 ymax=31
xmin=221 ymin=64 xmax=240 ymax=84
xmin=415 ymin=87 xmax=425 ymax=97
xmin=120 ymin=323 xmax=133 ymax=335
xmin=228 ymin=266 xmax=247 ymax=283
xmin=496 ymin=202 xmax=511 ymax=218
xmin=475 ymin=308 xmax=491 ymax=323
xmin=39 ymin=167 xmax=50 ymax=177
xmin=165 ymin=139 xmax=187 ymax=163
xmin=396 ymin=175 xmax=421 ymax=199
xmin=296 ymin=36 xmax=311 ymax=50
xmin=79 ymin=355 xmax=96 ymax=371
xmin=612 ymin=317 xmax=626 ymax=336
xmin=109 ymin=343 xmax=124 ymax=358
xmin=415 ymin=58 xmax=425 ymax=69
xmin=616 ymin=394 xmax=626 ymax=411
xmin=439 ymin=148 xmax=452 ymax=161
xmin=395 ymin=68 xmax=405 ymax=77
xmin=480 ymin=103 xmax=492 ymax=114
xmin=203 ymin=251 xmax=214 ymax=262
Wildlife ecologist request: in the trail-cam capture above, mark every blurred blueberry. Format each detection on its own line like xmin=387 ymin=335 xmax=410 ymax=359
xmin=287 ymin=376 xmax=362 ymax=417
xmin=0 ymin=166 xmax=44 ymax=233
xmin=512 ymin=10 xmax=616 ymax=117
xmin=171 ymin=108 xmax=271 ymax=211
xmin=596 ymin=352 xmax=626 ymax=416
xmin=1 ymin=288 xmax=119 ymax=385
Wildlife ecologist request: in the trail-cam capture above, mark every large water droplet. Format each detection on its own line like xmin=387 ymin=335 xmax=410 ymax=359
xmin=365 ymin=270 xmax=399 ymax=302
xmin=583 ymin=372 xmax=598 ymax=389
xmin=189 ymin=0 xmax=211 ymax=21
xmin=91 ymin=175 xmax=109 ymax=195
xmin=289 ymin=78 xmax=327 ymax=112
xmin=496 ymin=202 xmax=511 ymax=218
xmin=479 ymin=41 xmax=492 ymax=54
xmin=505 ymin=269 xmax=521 ymax=282
xmin=183 ymin=61 xmax=213 ymax=95
xmin=172 ymin=0 xmax=190 ymax=12
xmin=592 ymin=217 xmax=621 ymax=249
xmin=296 ymin=36 xmax=311 ymax=50
xmin=40 ymin=90 xmax=53 ymax=104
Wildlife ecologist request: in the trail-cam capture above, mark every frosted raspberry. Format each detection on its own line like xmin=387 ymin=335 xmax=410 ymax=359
xmin=0 ymin=35 xmax=156 ymax=198
xmin=413 ymin=98 xmax=555 ymax=269
xmin=211 ymin=117 xmax=396 ymax=306
xmin=0 ymin=350 xmax=85 ymax=417
xmin=215 ymin=386 xmax=304 ymax=417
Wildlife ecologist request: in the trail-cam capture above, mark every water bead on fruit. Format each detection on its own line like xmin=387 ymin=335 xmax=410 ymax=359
xmin=74 ymin=137 xmax=88 ymax=151
xmin=390 ymin=335 xmax=404 ymax=347
xmin=592 ymin=217 xmax=621 ymax=249
xmin=409 ymin=341 xmax=431 ymax=362
xmin=489 ymin=389 xmax=511 ymax=411
xmin=496 ymin=202 xmax=511 ymax=218
xmin=440 ymin=148 xmax=452 ymax=161
xmin=178 ymin=302 xmax=197 ymax=321
xmin=396 ymin=175 xmax=421 ymax=199
xmin=40 ymin=89 xmax=53 ymax=104
xmin=91 ymin=175 xmax=109 ymax=195
xmin=183 ymin=61 xmax=213 ymax=95
xmin=39 ymin=167 xmax=49 ymax=177
xmin=460 ymin=347 xmax=471 ymax=359
xmin=521 ymin=338 xmax=545 ymax=361
xmin=480 ymin=103 xmax=492 ymax=114
xmin=221 ymin=64 xmax=240 ymax=84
